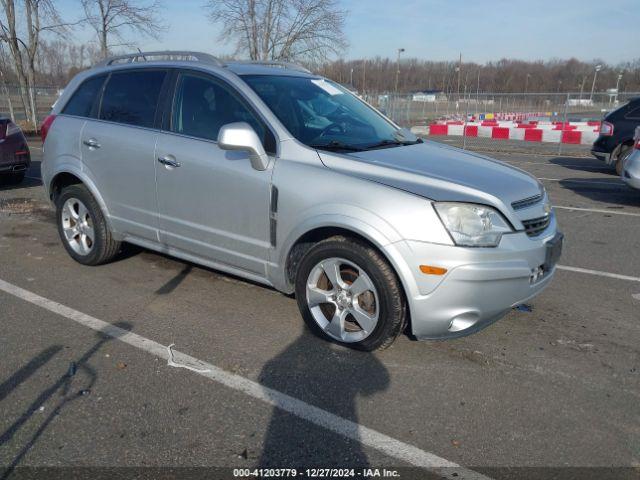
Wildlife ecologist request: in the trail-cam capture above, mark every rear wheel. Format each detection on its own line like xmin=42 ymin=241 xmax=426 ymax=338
xmin=615 ymin=144 xmax=632 ymax=176
xmin=56 ymin=184 xmax=120 ymax=265
xmin=294 ymin=236 xmax=406 ymax=351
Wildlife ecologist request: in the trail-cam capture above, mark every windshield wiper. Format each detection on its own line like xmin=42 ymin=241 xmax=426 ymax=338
xmin=309 ymin=140 xmax=364 ymax=152
xmin=363 ymin=138 xmax=423 ymax=150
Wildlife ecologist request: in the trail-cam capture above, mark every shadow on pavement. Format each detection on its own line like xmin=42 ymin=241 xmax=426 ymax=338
xmin=557 ymin=178 xmax=640 ymax=207
xmin=258 ymin=332 xmax=390 ymax=467
xmin=0 ymin=321 xmax=133 ymax=480
xmin=549 ymin=157 xmax=617 ymax=174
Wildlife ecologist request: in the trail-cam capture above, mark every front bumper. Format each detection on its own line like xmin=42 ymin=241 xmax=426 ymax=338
xmin=389 ymin=216 xmax=560 ymax=339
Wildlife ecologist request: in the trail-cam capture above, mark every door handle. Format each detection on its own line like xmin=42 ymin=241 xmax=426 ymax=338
xmin=157 ymin=155 xmax=181 ymax=168
xmin=83 ymin=138 xmax=100 ymax=149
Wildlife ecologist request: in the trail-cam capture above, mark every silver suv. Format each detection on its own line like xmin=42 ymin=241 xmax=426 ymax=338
xmin=42 ymin=51 xmax=563 ymax=350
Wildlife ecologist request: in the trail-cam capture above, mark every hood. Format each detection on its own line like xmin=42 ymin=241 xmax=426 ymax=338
xmin=318 ymin=141 xmax=543 ymax=219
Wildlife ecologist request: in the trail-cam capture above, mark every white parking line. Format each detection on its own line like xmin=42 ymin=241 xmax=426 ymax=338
xmin=0 ymin=278 xmax=490 ymax=480
xmin=538 ymin=177 xmax=625 ymax=187
xmin=557 ymin=265 xmax=640 ymax=283
xmin=554 ymin=206 xmax=640 ymax=217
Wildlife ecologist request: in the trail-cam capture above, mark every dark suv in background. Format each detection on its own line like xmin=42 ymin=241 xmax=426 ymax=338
xmin=591 ymin=97 xmax=640 ymax=175
xmin=0 ymin=117 xmax=31 ymax=184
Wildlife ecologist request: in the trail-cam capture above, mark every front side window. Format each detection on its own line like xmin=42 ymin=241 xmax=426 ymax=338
xmin=242 ymin=75 xmax=418 ymax=151
xmin=99 ymin=70 xmax=167 ymax=128
xmin=62 ymin=74 xmax=106 ymax=118
xmin=172 ymin=73 xmax=266 ymax=144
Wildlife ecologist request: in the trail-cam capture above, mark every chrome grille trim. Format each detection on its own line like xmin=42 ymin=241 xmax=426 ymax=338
xmin=511 ymin=194 xmax=543 ymax=211
xmin=522 ymin=215 xmax=550 ymax=237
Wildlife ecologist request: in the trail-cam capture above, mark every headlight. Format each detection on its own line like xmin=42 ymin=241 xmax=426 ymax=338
xmin=433 ymin=202 xmax=513 ymax=247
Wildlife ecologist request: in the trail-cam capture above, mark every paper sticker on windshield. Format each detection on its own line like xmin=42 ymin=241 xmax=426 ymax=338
xmin=311 ymin=79 xmax=344 ymax=96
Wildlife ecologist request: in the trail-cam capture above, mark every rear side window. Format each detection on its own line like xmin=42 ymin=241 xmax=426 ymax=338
xmin=62 ymin=75 xmax=106 ymax=117
xmin=99 ymin=70 xmax=167 ymax=128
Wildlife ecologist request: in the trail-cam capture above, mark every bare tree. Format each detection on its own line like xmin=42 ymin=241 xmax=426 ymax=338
xmin=205 ymin=0 xmax=347 ymax=63
xmin=80 ymin=0 xmax=164 ymax=59
xmin=0 ymin=0 xmax=68 ymax=128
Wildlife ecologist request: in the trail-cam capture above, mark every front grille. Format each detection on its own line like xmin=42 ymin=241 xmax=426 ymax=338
xmin=511 ymin=194 xmax=542 ymax=211
xmin=522 ymin=215 xmax=550 ymax=237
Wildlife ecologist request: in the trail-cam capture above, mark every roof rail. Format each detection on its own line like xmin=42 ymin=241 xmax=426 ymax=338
xmin=229 ymin=60 xmax=312 ymax=74
xmin=96 ymin=51 xmax=224 ymax=68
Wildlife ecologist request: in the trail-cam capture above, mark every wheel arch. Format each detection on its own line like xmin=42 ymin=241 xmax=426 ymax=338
xmin=280 ymin=222 xmax=418 ymax=332
xmin=49 ymin=169 xmax=115 ymax=234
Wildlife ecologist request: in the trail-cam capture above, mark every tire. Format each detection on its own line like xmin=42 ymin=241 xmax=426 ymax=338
xmin=615 ymin=144 xmax=632 ymax=176
xmin=294 ymin=235 xmax=406 ymax=351
xmin=55 ymin=184 xmax=120 ymax=266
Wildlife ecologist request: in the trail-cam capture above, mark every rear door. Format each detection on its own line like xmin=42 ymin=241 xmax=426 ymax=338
xmin=154 ymin=70 xmax=275 ymax=275
xmin=81 ymin=68 xmax=169 ymax=241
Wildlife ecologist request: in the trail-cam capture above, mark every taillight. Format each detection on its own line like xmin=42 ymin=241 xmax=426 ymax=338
xmin=635 ymin=127 xmax=640 ymax=150
xmin=600 ymin=121 xmax=614 ymax=136
xmin=40 ymin=114 xmax=57 ymax=144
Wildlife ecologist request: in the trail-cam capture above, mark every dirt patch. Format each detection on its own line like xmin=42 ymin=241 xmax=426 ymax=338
xmin=0 ymin=197 xmax=55 ymax=222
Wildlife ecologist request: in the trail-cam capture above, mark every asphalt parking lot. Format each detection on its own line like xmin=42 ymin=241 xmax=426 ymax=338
xmin=1 ymin=139 xmax=639 ymax=480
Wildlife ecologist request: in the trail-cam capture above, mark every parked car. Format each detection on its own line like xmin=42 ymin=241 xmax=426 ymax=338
xmin=0 ymin=118 xmax=31 ymax=184
xmin=41 ymin=51 xmax=562 ymax=350
xmin=621 ymin=127 xmax=640 ymax=190
xmin=591 ymin=96 xmax=640 ymax=175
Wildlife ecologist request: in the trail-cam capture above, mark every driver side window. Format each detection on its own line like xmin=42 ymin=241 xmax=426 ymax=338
xmin=171 ymin=73 xmax=269 ymax=148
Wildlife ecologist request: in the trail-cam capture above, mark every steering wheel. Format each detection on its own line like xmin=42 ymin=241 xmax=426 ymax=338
xmin=318 ymin=122 xmax=346 ymax=138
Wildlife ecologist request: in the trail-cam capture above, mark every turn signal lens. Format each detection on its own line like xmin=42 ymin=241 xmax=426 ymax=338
xmin=419 ymin=265 xmax=448 ymax=275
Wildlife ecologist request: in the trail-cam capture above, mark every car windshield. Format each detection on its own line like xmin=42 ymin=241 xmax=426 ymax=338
xmin=241 ymin=74 xmax=419 ymax=151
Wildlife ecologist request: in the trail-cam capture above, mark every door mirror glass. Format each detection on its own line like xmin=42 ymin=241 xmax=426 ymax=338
xmin=218 ymin=122 xmax=269 ymax=171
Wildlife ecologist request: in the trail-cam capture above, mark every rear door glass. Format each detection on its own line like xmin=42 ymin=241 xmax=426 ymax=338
xmin=99 ymin=70 xmax=167 ymax=128
xmin=62 ymin=75 xmax=106 ymax=118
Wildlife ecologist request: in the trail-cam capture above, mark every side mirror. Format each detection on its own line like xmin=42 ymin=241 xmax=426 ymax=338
xmin=217 ymin=122 xmax=269 ymax=171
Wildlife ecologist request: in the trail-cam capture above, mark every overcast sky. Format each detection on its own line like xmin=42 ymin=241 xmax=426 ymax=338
xmin=56 ymin=0 xmax=639 ymax=64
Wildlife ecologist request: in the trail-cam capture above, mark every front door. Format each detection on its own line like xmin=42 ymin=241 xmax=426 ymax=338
xmin=155 ymin=71 xmax=275 ymax=275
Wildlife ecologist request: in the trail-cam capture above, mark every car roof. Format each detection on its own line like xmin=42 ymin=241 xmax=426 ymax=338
xmin=91 ymin=51 xmax=314 ymax=78
xmin=224 ymin=62 xmax=314 ymax=78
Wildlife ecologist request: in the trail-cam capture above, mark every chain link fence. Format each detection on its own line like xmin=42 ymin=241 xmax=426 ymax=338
xmin=365 ymin=91 xmax=639 ymax=156
xmin=0 ymin=85 xmax=61 ymax=132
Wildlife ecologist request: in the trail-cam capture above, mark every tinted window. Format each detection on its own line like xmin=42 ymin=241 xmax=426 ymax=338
xmin=172 ymin=73 xmax=266 ymax=144
xmin=62 ymin=75 xmax=106 ymax=117
xmin=100 ymin=70 xmax=166 ymax=128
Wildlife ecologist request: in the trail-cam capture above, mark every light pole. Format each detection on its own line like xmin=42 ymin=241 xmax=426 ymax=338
xmin=615 ymin=72 xmax=623 ymax=104
xmin=579 ymin=76 xmax=587 ymax=100
xmin=392 ymin=48 xmax=405 ymax=121
xmin=393 ymin=48 xmax=405 ymax=96
xmin=589 ymin=64 xmax=601 ymax=101
xmin=350 ymin=68 xmax=354 ymax=87
xmin=524 ymin=73 xmax=530 ymax=94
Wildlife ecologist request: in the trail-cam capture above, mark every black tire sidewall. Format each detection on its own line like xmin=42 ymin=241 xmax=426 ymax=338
xmin=55 ymin=185 xmax=107 ymax=266
xmin=294 ymin=239 xmax=404 ymax=351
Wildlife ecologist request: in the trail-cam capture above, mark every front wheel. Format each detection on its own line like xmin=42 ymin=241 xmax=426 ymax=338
xmin=294 ymin=236 xmax=406 ymax=351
